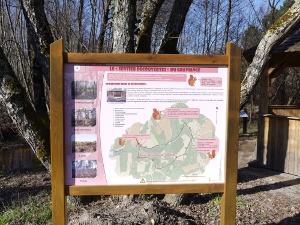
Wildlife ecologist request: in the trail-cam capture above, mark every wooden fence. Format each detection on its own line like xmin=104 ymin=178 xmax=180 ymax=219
xmin=258 ymin=105 xmax=300 ymax=175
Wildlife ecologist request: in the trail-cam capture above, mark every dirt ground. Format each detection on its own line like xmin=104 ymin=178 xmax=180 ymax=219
xmin=1 ymin=136 xmax=300 ymax=224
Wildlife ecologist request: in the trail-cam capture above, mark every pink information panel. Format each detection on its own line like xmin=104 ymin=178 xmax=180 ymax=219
xmin=64 ymin=64 xmax=228 ymax=186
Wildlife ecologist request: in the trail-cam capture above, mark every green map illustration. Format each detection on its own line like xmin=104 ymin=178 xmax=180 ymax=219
xmin=109 ymin=103 xmax=216 ymax=183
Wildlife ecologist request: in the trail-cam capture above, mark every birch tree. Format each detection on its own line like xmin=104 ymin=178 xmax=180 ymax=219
xmin=240 ymin=1 xmax=300 ymax=109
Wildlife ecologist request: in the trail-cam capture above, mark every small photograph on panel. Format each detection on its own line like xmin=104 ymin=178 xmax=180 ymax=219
xmin=72 ymin=160 xmax=97 ymax=178
xmin=71 ymin=80 xmax=97 ymax=99
xmin=71 ymin=108 xmax=96 ymax=127
xmin=107 ymin=88 xmax=126 ymax=102
xmin=71 ymin=134 xmax=97 ymax=153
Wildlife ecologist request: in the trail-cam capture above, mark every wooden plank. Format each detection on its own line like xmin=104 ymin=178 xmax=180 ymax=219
xmin=266 ymin=117 xmax=273 ymax=170
xmin=269 ymin=105 xmax=300 ymax=109
xmin=50 ymin=39 xmax=67 ymax=225
xmin=258 ymin=67 xmax=270 ymax=168
xmin=67 ymin=183 xmax=224 ymax=196
xmin=277 ymin=118 xmax=288 ymax=172
xmin=283 ymin=119 xmax=290 ymax=173
xmin=282 ymin=119 xmax=289 ymax=173
xmin=260 ymin=115 xmax=300 ymax=175
xmin=276 ymin=118 xmax=282 ymax=171
xmin=262 ymin=117 xmax=270 ymax=166
xmin=262 ymin=106 xmax=300 ymax=175
xmin=288 ymin=120 xmax=296 ymax=174
xmin=265 ymin=117 xmax=278 ymax=170
xmin=273 ymin=117 xmax=285 ymax=172
xmin=285 ymin=121 xmax=294 ymax=173
xmin=64 ymin=53 xmax=229 ymax=65
xmin=269 ymin=105 xmax=300 ymax=117
xmin=271 ymin=117 xmax=278 ymax=170
xmin=220 ymin=43 xmax=241 ymax=225
xmin=296 ymin=121 xmax=300 ymax=175
xmin=261 ymin=114 xmax=300 ymax=121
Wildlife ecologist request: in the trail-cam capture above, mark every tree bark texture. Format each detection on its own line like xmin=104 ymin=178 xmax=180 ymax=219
xmin=0 ymin=0 xmax=53 ymax=170
xmin=0 ymin=46 xmax=51 ymax=170
xmin=224 ymin=0 xmax=231 ymax=46
xmin=240 ymin=2 xmax=300 ymax=109
xmin=136 ymin=0 xmax=165 ymax=53
xmin=98 ymin=0 xmax=112 ymax=52
xmin=112 ymin=0 xmax=136 ymax=53
xmin=20 ymin=0 xmax=54 ymax=114
xmin=157 ymin=0 xmax=193 ymax=53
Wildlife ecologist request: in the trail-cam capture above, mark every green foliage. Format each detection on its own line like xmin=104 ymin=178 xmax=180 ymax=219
xmin=0 ymin=193 xmax=52 ymax=225
xmin=280 ymin=0 xmax=295 ymax=12
xmin=236 ymin=195 xmax=246 ymax=207
xmin=207 ymin=194 xmax=246 ymax=212
xmin=269 ymin=10 xmax=296 ymax=33
xmin=206 ymin=194 xmax=222 ymax=218
xmin=241 ymin=0 xmax=294 ymax=50
xmin=211 ymin=194 xmax=222 ymax=206
xmin=241 ymin=25 xmax=262 ymax=49
xmin=262 ymin=0 xmax=295 ymax=32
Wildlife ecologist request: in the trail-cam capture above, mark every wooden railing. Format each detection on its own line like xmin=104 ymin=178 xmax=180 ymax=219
xmin=259 ymin=105 xmax=300 ymax=175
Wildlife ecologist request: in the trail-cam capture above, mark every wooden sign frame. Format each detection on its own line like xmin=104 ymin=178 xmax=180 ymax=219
xmin=50 ymin=39 xmax=241 ymax=225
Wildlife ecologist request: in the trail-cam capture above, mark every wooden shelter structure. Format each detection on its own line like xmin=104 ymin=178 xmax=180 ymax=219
xmin=243 ymin=22 xmax=300 ymax=176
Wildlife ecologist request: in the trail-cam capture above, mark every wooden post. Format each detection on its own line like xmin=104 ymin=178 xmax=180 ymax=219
xmin=243 ymin=117 xmax=248 ymax=134
xmin=257 ymin=66 xmax=270 ymax=167
xmin=50 ymin=39 xmax=241 ymax=225
xmin=220 ymin=43 xmax=241 ymax=225
xmin=50 ymin=39 xmax=67 ymax=225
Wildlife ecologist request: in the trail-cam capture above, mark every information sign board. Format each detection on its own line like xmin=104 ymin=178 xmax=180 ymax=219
xmin=50 ymin=39 xmax=241 ymax=225
xmin=64 ymin=64 xmax=228 ymax=186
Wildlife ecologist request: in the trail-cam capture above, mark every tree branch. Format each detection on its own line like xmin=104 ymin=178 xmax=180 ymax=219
xmin=240 ymin=2 xmax=300 ymax=109
xmin=0 ymin=46 xmax=50 ymax=170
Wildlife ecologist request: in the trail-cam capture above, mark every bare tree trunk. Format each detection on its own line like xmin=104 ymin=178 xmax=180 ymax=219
xmin=136 ymin=0 xmax=164 ymax=53
xmin=98 ymin=0 xmax=112 ymax=52
xmin=214 ymin=0 xmax=221 ymax=53
xmin=20 ymin=0 xmax=54 ymax=114
xmin=112 ymin=0 xmax=136 ymax=53
xmin=202 ymin=0 xmax=208 ymax=54
xmin=157 ymin=0 xmax=193 ymax=53
xmin=4 ymin=1 xmax=34 ymax=108
xmin=240 ymin=2 xmax=300 ymax=109
xmin=0 ymin=0 xmax=55 ymax=170
xmin=224 ymin=0 xmax=231 ymax=45
xmin=89 ymin=0 xmax=97 ymax=51
xmin=152 ymin=0 xmax=192 ymax=205
xmin=26 ymin=30 xmax=49 ymax=115
xmin=77 ymin=0 xmax=84 ymax=52
xmin=0 ymin=46 xmax=50 ymax=170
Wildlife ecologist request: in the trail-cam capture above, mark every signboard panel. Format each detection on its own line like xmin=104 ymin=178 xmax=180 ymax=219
xmin=51 ymin=40 xmax=241 ymax=225
xmin=64 ymin=64 xmax=228 ymax=186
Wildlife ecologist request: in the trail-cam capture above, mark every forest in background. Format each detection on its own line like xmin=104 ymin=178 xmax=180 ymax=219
xmin=2 ymin=1 xmax=300 ymax=223
xmin=0 ymin=0 xmax=297 ymax=166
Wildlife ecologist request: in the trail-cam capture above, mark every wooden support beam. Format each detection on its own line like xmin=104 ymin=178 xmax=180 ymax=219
xmin=257 ymin=66 xmax=270 ymax=168
xmin=220 ymin=43 xmax=241 ymax=225
xmin=50 ymin=39 xmax=67 ymax=225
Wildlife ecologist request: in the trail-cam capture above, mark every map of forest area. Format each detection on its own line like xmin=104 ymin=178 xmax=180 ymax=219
xmin=109 ymin=103 xmax=219 ymax=183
